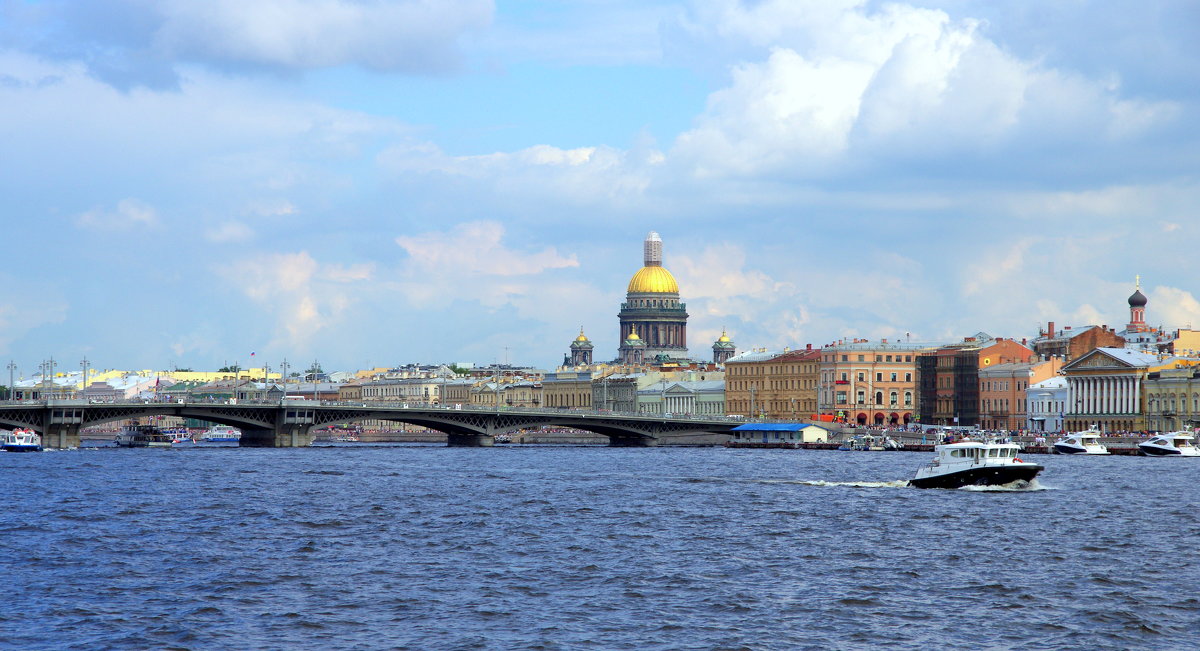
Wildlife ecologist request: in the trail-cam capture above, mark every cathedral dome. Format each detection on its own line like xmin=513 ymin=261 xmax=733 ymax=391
xmin=627 ymin=265 xmax=679 ymax=294
xmin=1128 ymin=288 xmax=1148 ymax=308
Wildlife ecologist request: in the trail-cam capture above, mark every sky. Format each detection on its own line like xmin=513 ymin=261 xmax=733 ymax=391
xmin=1 ymin=0 xmax=1198 ymax=376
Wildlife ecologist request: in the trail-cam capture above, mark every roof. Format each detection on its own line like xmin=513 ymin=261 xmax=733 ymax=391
xmin=733 ymin=423 xmax=832 ymax=432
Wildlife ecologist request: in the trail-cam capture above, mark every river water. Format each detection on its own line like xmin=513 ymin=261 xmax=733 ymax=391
xmin=1 ymin=446 xmax=1197 ymax=650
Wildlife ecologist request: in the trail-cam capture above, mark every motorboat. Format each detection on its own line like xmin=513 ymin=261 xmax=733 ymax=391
xmin=909 ymin=439 xmax=1043 ymax=489
xmin=839 ymin=434 xmax=893 ymax=451
xmin=2 ymin=428 xmax=43 ymax=452
xmin=198 ymin=425 xmax=241 ymax=447
xmin=1138 ymin=431 xmax=1200 ymax=457
xmin=115 ymin=424 xmax=173 ymax=448
xmin=1053 ymin=429 xmax=1109 ymax=455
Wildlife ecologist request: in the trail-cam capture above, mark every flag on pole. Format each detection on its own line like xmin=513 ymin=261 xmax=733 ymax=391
xmin=250 ymin=352 xmax=256 ymax=357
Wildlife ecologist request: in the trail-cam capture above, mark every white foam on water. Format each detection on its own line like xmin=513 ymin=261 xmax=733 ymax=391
xmin=958 ymin=478 xmax=1054 ymax=492
xmin=787 ymin=479 xmax=911 ymax=489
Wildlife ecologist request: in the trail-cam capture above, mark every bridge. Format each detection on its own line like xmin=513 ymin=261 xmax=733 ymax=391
xmin=0 ymin=400 xmax=740 ymax=448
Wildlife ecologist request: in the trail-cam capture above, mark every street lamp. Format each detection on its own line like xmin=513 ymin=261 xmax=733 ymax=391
xmin=6 ymin=361 xmax=15 ymax=402
xmin=80 ymin=356 xmax=89 ymax=400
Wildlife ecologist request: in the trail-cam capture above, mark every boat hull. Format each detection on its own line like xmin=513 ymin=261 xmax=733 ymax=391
xmin=1138 ymin=446 xmax=1199 ymax=456
xmin=909 ymin=464 xmax=1043 ymax=489
xmin=1053 ymin=444 xmax=1109 ymax=455
xmin=2 ymin=444 xmax=43 ymax=452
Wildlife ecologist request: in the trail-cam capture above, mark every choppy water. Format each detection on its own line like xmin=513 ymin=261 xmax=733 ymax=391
xmin=2 ymin=446 xmax=1198 ymax=650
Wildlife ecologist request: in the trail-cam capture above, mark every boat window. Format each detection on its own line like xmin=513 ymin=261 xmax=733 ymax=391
xmin=950 ymin=450 xmax=962 ymax=458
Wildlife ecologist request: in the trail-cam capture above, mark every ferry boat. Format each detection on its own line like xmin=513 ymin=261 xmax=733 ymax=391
xmin=2 ymin=428 xmax=43 ymax=452
xmin=115 ymin=424 xmax=173 ymax=448
xmin=909 ymin=439 xmax=1043 ymax=489
xmin=198 ymin=425 xmax=241 ymax=447
xmin=1053 ymin=429 xmax=1110 ymax=455
xmin=1137 ymin=431 xmax=1200 ymax=457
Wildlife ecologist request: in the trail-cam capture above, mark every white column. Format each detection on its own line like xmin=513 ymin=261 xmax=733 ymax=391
xmin=1086 ymin=377 xmax=1095 ymax=414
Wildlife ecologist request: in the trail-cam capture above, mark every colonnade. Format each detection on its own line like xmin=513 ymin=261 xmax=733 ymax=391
xmin=1067 ymin=375 xmax=1140 ymax=415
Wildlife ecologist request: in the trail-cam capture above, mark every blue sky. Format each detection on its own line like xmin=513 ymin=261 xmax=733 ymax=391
xmin=1 ymin=0 xmax=1198 ymax=376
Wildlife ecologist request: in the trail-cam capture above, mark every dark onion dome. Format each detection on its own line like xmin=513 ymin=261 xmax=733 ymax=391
xmin=1128 ymin=288 xmax=1148 ymax=307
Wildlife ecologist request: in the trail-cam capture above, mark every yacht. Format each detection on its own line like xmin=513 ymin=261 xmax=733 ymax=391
xmin=1138 ymin=431 xmax=1200 ymax=457
xmin=2 ymin=428 xmax=43 ymax=452
xmin=1053 ymin=429 xmax=1110 ymax=455
xmin=910 ymin=439 xmax=1043 ymax=489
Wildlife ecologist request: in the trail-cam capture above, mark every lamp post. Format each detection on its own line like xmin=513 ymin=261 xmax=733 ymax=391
xmin=6 ymin=361 xmax=15 ymax=402
xmin=280 ymin=358 xmax=290 ymax=400
xmin=80 ymin=356 xmax=89 ymax=400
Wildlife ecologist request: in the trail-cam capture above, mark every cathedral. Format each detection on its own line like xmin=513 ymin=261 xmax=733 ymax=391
xmin=563 ymin=232 xmax=736 ymax=367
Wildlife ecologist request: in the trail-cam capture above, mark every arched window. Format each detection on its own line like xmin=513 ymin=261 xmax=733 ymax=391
xmin=875 ymin=391 xmax=883 ymax=405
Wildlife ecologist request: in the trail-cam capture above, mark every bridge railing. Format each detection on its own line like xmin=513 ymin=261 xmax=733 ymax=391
xmin=1 ymin=398 xmax=758 ymax=423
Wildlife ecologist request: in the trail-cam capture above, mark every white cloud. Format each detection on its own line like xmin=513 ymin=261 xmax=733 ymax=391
xmin=75 ymin=198 xmax=159 ymax=230
xmin=395 ymin=221 xmax=577 ymax=277
xmin=668 ymin=0 xmax=1180 ymax=177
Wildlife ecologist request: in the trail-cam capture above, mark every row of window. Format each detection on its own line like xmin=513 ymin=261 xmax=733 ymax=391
xmin=825 ymin=354 xmax=915 ymax=363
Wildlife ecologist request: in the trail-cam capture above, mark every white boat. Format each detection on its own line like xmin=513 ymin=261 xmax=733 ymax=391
xmin=2 ymin=428 xmax=43 ymax=452
xmin=198 ymin=425 xmax=241 ymax=447
xmin=1053 ymin=429 xmax=1109 ymax=455
xmin=910 ymin=439 xmax=1043 ymax=489
xmin=1138 ymin=431 xmax=1200 ymax=457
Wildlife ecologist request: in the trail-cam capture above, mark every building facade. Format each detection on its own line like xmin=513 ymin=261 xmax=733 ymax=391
xmin=1061 ymin=347 xmax=1157 ymax=433
xmin=977 ymin=357 xmax=1063 ymax=432
xmin=1027 ymin=376 xmax=1068 ymax=433
xmin=542 ymin=371 xmax=593 ymax=408
xmin=726 ymin=347 xmax=821 ymax=420
xmin=916 ymin=335 xmax=1033 ymax=427
xmin=1142 ymin=364 xmax=1200 ymax=432
xmin=820 ymin=339 xmax=932 ymax=425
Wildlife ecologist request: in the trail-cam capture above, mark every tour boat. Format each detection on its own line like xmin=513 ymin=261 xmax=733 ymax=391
xmin=909 ymin=439 xmax=1043 ymax=489
xmin=1138 ymin=431 xmax=1200 ymax=457
xmin=198 ymin=425 xmax=242 ymax=447
xmin=1053 ymin=429 xmax=1110 ymax=455
xmin=115 ymin=424 xmax=173 ymax=448
xmin=2 ymin=428 xmax=43 ymax=452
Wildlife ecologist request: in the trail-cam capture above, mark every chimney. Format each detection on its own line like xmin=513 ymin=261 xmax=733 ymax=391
xmin=806 ymin=343 xmax=812 ymax=350
xmin=1048 ymin=321 xmax=1055 ymax=337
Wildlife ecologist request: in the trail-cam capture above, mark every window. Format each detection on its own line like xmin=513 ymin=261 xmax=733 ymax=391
xmin=906 ymin=356 xmax=912 ymax=362
xmin=857 ymin=391 xmax=865 ymax=403
xmin=837 ymin=392 xmax=847 ymax=404
xmin=876 ymin=373 xmax=883 ymax=382
xmin=858 ymin=372 xmax=865 ymax=381
xmin=905 ymin=373 xmax=912 ymax=382
xmin=890 ymin=373 xmax=897 ymax=382
xmin=841 ymin=355 xmax=848 ymax=362
xmin=874 ymin=391 xmax=883 ymax=405
xmin=886 ymin=355 xmax=893 ymax=362
xmin=858 ymin=355 xmax=865 ymax=362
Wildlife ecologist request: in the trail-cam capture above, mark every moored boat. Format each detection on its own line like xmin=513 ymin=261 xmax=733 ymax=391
xmin=1138 ymin=431 xmax=1200 ymax=457
xmin=115 ymin=424 xmax=173 ymax=448
xmin=1053 ymin=429 xmax=1109 ymax=455
xmin=198 ymin=425 xmax=241 ymax=447
xmin=909 ymin=439 xmax=1043 ymax=489
xmin=2 ymin=428 xmax=43 ymax=452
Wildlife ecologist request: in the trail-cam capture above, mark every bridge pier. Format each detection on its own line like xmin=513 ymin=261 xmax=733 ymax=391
xmin=447 ymin=433 xmax=495 ymax=447
xmin=239 ymin=426 xmax=315 ymax=447
xmin=42 ymin=424 xmax=81 ymax=449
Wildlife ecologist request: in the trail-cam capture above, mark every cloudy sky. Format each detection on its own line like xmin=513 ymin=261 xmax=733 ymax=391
xmin=1 ymin=0 xmax=1197 ymax=375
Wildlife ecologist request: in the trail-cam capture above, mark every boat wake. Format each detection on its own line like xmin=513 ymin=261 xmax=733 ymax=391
xmin=788 ymin=479 xmax=911 ymax=489
xmin=958 ymin=478 xmax=1053 ymax=492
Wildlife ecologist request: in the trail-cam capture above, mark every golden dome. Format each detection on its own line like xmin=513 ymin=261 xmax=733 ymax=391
xmin=627 ymin=265 xmax=679 ymax=294
xmin=575 ymin=327 xmax=589 ymax=342
xmin=718 ymin=329 xmax=731 ymax=343
xmin=626 ymin=329 xmax=641 ymax=341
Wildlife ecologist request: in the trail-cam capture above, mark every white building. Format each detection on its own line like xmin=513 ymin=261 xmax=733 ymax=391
xmin=1027 ymin=376 xmax=1068 ymax=433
